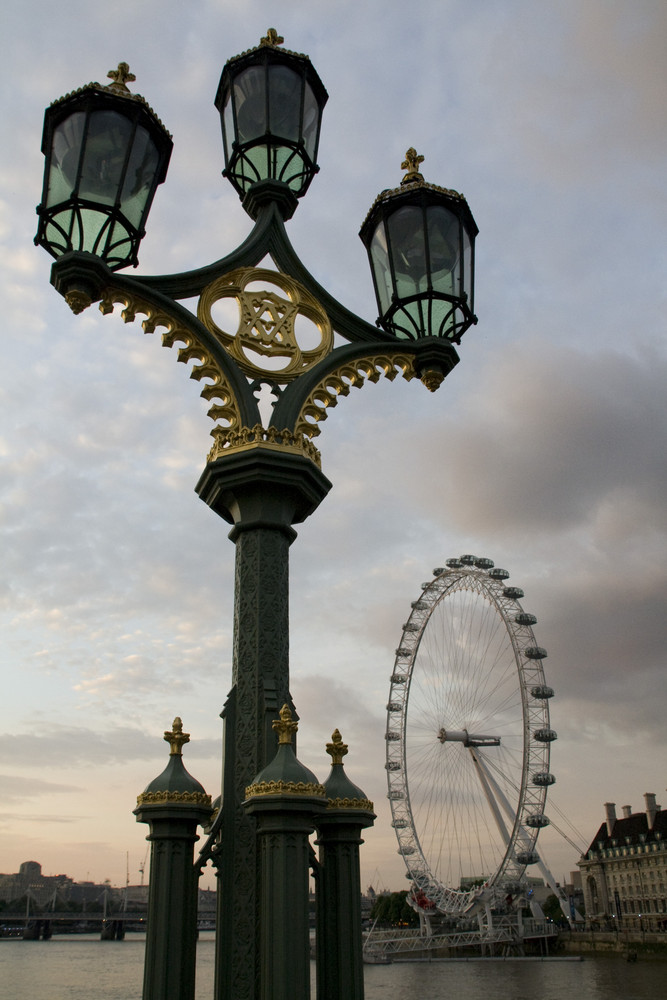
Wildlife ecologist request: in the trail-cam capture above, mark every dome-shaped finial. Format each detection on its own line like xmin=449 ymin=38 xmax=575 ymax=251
xmin=164 ymin=717 xmax=190 ymax=756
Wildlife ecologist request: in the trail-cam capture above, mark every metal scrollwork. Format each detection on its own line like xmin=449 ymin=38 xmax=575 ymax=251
xmin=198 ymin=268 xmax=333 ymax=383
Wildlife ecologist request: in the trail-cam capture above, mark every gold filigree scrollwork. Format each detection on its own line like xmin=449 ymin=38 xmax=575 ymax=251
xmin=244 ymin=779 xmax=326 ymax=799
xmin=136 ymin=789 xmax=213 ymax=808
xmin=197 ymin=268 xmax=333 ymax=383
xmin=97 ymin=288 xmax=243 ymax=439
xmin=327 ymin=796 xmax=375 ymax=811
xmin=207 ymin=423 xmax=322 ymax=468
xmin=294 ymin=352 xmax=416 ymax=440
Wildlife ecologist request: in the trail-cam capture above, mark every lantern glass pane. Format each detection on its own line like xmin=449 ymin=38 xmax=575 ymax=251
xmin=369 ymin=221 xmax=392 ymax=314
xmin=79 ymin=111 xmax=133 ymax=205
xmin=47 ymin=112 xmax=86 ymax=206
xmin=426 ymin=205 xmax=460 ymax=297
xmin=462 ymin=225 xmax=472 ymax=304
xmin=268 ymin=65 xmax=301 ymax=141
xmin=302 ymin=80 xmax=319 ymax=158
xmin=119 ymin=124 xmax=160 ymax=226
xmin=234 ymin=66 xmax=266 ymax=142
xmin=388 ymin=205 xmax=428 ymax=298
xmin=221 ymin=89 xmax=234 ymax=160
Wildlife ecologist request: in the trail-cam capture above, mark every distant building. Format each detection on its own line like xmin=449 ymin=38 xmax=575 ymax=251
xmin=0 ymin=861 xmax=73 ymax=906
xmin=577 ymin=793 xmax=667 ymax=930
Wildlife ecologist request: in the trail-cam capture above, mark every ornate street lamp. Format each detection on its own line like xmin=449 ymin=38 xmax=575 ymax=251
xmin=35 ymin=30 xmax=478 ymax=1000
xmin=35 ymin=63 xmax=172 ymax=270
xmin=215 ymin=28 xmax=328 ymax=218
xmin=360 ymin=146 xmax=478 ymax=348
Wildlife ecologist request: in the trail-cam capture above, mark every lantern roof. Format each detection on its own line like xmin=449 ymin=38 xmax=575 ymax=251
xmin=360 ymin=149 xmax=478 ymax=238
xmin=223 ymin=28 xmax=317 ymax=72
xmin=46 ymin=63 xmax=171 ymax=139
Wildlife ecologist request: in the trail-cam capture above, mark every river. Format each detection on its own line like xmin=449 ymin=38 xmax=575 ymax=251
xmin=1 ymin=933 xmax=664 ymax=1000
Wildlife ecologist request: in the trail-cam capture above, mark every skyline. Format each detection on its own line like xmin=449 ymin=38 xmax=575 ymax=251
xmin=1 ymin=0 xmax=666 ymax=894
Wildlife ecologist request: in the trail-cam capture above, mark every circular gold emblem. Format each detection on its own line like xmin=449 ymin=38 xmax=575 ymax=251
xmin=198 ymin=268 xmax=333 ymax=382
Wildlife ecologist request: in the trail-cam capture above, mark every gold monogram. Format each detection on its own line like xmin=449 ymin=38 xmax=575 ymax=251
xmin=198 ymin=268 xmax=333 ymax=382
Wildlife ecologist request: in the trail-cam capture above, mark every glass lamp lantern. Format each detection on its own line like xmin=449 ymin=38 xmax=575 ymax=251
xmin=360 ymin=149 xmax=478 ymax=344
xmin=215 ymin=29 xmax=328 ymax=210
xmin=35 ymin=63 xmax=172 ymax=270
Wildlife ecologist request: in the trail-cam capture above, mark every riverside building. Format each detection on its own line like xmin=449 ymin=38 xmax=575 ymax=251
xmin=578 ymin=793 xmax=667 ymax=930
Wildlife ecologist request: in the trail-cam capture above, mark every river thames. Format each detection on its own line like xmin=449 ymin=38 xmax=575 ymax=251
xmin=1 ymin=933 xmax=665 ymax=1000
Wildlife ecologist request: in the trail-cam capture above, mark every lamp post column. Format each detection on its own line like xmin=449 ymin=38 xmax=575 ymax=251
xmin=196 ymin=448 xmax=331 ymax=1000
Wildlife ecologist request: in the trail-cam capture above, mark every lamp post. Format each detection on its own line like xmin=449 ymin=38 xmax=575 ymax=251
xmin=36 ymin=30 xmax=478 ymax=1000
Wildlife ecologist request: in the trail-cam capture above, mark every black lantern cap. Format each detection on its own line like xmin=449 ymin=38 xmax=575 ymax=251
xmin=215 ymin=29 xmax=328 ymax=216
xmin=35 ymin=63 xmax=172 ymax=270
xmin=360 ymin=149 xmax=478 ymax=344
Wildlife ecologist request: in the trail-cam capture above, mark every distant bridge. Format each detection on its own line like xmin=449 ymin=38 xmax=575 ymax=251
xmin=1 ymin=912 xmax=214 ymax=940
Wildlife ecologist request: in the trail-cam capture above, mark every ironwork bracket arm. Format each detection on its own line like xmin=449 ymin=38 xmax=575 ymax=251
xmin=50 ymin=252 xmax=261 ymax=433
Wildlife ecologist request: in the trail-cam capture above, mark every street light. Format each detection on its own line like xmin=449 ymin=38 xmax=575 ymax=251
xmin=35 ymin=62 xmax=172 ymax=271
xmin=36 ymin=30 xmax=478 ymax=1000
xmin=215 ymin=27 xmax=328 ymax=217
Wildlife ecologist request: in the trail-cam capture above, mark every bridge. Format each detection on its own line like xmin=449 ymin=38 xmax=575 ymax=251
xmin=363 ymin=917 xmax=558 ymax=961
xmin=1 ymin=911 xmax=216 ymax=941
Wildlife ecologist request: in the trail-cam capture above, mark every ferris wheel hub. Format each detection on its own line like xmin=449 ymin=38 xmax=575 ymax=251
xmin=437 ymin=728 xmax=501 ymax=747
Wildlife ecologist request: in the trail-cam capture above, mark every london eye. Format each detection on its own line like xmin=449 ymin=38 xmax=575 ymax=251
xmin=385 ymin=557 xmax=556 ymax=916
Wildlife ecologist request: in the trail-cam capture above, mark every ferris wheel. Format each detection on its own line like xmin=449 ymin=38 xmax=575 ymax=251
xmin=385 ymin=556 xmax=557 ymax=916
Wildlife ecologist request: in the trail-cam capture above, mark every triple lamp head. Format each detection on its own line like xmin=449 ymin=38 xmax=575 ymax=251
xmin=35 ymin=33 xmax=477 ymax=344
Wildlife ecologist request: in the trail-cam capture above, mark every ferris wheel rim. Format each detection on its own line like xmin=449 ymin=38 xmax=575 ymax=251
xmin=385 ymin=557 xmax=556 ymax=915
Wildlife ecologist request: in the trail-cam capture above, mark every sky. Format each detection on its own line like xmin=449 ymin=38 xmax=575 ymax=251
xmin=1 ymin=0 xmax=666 ymax=896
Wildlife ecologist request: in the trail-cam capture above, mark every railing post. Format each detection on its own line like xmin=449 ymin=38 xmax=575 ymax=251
xmin=135 ymin=718 xmax=212 ymax=1000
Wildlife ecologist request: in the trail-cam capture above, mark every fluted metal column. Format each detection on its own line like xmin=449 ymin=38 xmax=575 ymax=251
xmin=197 ymin=449 xmax=331 ymax=1000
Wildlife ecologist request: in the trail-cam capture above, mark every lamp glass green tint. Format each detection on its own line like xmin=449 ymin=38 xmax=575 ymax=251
xmin=35 ymin=80 xmax=172 ymax=270
xmin=215 ymin=39 xmax=328 ymax=200
xmin=360 ymin=183 xmax=478 ymax=343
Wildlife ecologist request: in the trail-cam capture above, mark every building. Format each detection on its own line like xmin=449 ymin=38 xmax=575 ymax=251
xmin=0 ymin=861 xmax=73 ymax=906
xmin=577 ymin=793 xmax=667 ymax=930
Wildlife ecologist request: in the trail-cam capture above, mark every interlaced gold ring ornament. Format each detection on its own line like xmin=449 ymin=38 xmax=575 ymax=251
xmin=198 ymin=267 xmax=333 ymax=382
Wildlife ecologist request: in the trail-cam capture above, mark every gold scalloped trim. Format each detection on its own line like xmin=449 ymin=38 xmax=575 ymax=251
xmin=136 ymin=790 xmax=212 ymax=808
xmin=98 ymin=287 xmax=243 ymax=438
xmin=327 ymin=797 xmax=374 ymax=811
xmin=245 ymin=780 xmax=326 ymax=799
xmin=295 ymin=352 xmax=416 ymax=440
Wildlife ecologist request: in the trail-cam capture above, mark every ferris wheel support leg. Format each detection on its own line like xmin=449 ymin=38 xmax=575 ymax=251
xmin=468 ymin=748 xmax=512 ymax=847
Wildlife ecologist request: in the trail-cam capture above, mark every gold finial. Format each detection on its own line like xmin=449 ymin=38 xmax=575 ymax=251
xmin=401 ymin=147 xmax=425 ymax=186
xmin=261 ymin=28 xmax=284 ymax=48
xmin=107 ymin=62 xmax=136 ymax=93
xmin=326 ymin=729 xmax=349 ymax=765
xmin=64 ymin=289 xmax=92 ymax=315
xmin=164 ymin=717 xmax=190 ymax=755
xmin=273 ymin=704 xmax=298 ymax=745
xmin=420 ymin=368 xmax=445 ymax=392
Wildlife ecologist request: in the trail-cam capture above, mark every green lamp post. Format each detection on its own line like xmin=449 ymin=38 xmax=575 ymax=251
xmin=315 ymin=730 xmax=375 ymax=1000
xmin=244 ymin=705 xmax=328 ymax=1000
xmin=36 ymin=28 xmax=478 ymax=1000
xmin=134 ymin=718 xmax=212 ymax=1000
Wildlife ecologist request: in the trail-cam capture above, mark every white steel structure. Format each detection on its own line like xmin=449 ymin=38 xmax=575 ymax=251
xmin=385 ymin=556 xmax=556 ymax=916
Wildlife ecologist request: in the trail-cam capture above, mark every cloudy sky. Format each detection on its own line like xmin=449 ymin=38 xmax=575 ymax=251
xmin=1 ymin=0 xmax=665 ymax=895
